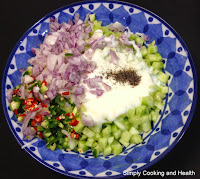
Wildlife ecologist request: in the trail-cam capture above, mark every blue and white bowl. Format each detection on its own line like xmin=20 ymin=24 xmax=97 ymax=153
xmin=1 ymin=1 xmax=197 ymax=178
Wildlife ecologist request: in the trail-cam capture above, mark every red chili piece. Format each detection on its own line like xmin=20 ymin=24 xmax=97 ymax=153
xmin=65 ymin=113 xmax=70 ymax=116
xmin=41 ymin=103 xmax=47 ymax=108
xmin=69 ymin=118 xmax=79 ymax=126
xmin=13 ymin=89 xmax=20 ymax=94
xmin=13 ymin=110 xmax=18 ymax=115
xmin=31 ymin=120 xmax=36 ymax=126
xmin=62 ymin=92 xmax=69 ymax=95
xmin=19 ymin=114 xmax=26 ymax=117
xmin=34 ymin=127 xmax=43 ymax=139
xmin=41 ymin=80 xmax=47 ymax=86
xmin=35 ymin=114 xmax=42 ymax=123
xmin=56 ymin=116 xmax=61 ymax=121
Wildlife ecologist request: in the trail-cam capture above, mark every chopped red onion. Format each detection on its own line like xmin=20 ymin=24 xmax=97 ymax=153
xmin=109 ymin=49 xmax=119 ymax=65
xmin=108 ymin=22 xmax=125 ymax=32
xmin=102 ymin=82 xmax=112 ymax=91
xmin=61 ymin=129 xmax=72 ymax=140
xmin=81 ymin=114 xmax=94 ymax=127
xmin=6 ymin=89 xmax=13 ymax=103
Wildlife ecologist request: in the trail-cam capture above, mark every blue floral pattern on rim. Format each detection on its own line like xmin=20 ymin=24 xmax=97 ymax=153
xmin=1 ymin=1 xmax=197 ymax=178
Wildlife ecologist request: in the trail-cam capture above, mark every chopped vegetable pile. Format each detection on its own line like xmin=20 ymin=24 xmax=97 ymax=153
xmin=7 ymin=14 xmax=168 ymax=157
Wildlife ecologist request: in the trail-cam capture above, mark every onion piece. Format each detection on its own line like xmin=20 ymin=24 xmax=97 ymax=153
xmin=81 ymin=114 xmax=94 ymax=127
xmin=109 ymin=49 xmax=119 ymax=65
xmin=61 ymin=129 xmax=72 ymax=141
xmin=102 ymin=82 xmax=111 ymax=91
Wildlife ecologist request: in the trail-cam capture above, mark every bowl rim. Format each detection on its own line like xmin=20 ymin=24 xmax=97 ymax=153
xmin=1 ymin=0 xmax=198 ymax=178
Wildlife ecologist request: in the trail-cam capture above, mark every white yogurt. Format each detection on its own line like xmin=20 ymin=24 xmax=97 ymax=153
xmin=83 ymin=47 xmax=160 ymax=126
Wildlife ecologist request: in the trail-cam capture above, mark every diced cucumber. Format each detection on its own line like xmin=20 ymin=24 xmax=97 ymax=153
xmin=80 ymin=134 xmax=88 ymax=141
xmin=93 ymin=146 xmax=99 ymax=158
xmin=92 ymin=142 xmax=98 ymax=148
xmin=82 ymin=127 xmax=95 ymax=138
xmin=58 ymin=122 xmax=64 ymax=129
xmin=153 ymin=92 xmax=165 ymax=101
xmin=150 ymin=108 xmax=160 ymax=122
xmin=41 ymin=120 xmax=49 ymax=128
xmin=78 ymin=141 xmax=88 ymax=153
xmin=103 ymin=146 xmax=112 ymax=156
xmin=72 ymin=106 xmax=78 ymax=116
xmin=108 ymin=136 xmax=114 ymax=145
xmin=154 ymin=100 xmax=164 ymax=110
xmin=124 ymin=119 xmax=131 ymax=130
xmin=49 ymin=143 xmax=56 ymax=151
xmin=130 ymin=134 xmax=143 ymax=144
xmin=120 ymin=130 xmax=131 ymax=142
xmin=141 ymin=46 xmax=148 ymax=57
xmin=141 ymin=114 xmax=151 ymax=123
xmin=160 ymin=86 xmax=168 ymax=94
xmin=129 ymin=127 xmax=139 ymax=135
xmin=68 ymin=139 xmax=78 ymax=150
xmin=89 ymin=14 xmax=95 ymax=21
xmin=98 ymin=138 xmax=107 ymax=149
xmin=113 ymin=129 xmax=121 ymax=140
xmin=128 ymin=116 xmax=142 ymax=126
xmin=152 ymin=62 xmax=163 ymax=70
xmin=150 ymin=85 xmax=160 ymax=92
xmin=141 ymin=121 xmax=152 ymax=132
xmin=111 ymin=124 xmax=118 ymax=133
xmin=43 ymin=131 xmax=52 ymax=138
xmin=157 ymin=72 xmax=169 ymax=84
xmin=114 ymin=121 xmax=125 ymax=130
xmin=111 ymin=142 xmax=122 ymax=156
xmin=148 ymin=43 xmax=158 ymax=54
xmin=119 ymin=130 xmax=131 ymax=147
xmin=40 ymin=86 xmax=48 ymax=94
xmin=86 ymin=138 xmax=95 ymax=147
xmin=145 ymin=53 xmax=162 ymax=62
xmin=135 ymin=105 xmax=146 ymax=117
xmin=129 ymin=34 xmax=137 ymax=40
xmin=74 ymin=119 xmax=84 ymax=133
xmin=94 ymin=133 xmax=102 ymax=140
xmin=142 ymin=96 xmax=154 ymax=108
xmin=119 ymin=138 xmax=129 ymax=147
xmin=135 ymin=37 xmax=144 ymax=45
xmin=10 ymin=101 xmax=20 ymax=111
xmin=61 ymin=104 xmax=73 ymax=113
xmin=102 ymin=125 xmax=112 ymax=137
xmin=37 ymin=126 xmax=44 ymax=132
xmin=89 ymin=125 xmax=102 ymax=133
xmin=127 ymin=108 xmax=135 ymax=118
xmin=62 ymin=142 xmax=68 ymax=149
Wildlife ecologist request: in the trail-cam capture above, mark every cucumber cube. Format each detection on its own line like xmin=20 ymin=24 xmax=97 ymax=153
xmin=108 ymin=136 xmax=114 ymax=145
xmin=93 ymin=147 xmax=99 ymax=158
xmin=112 ymin=144 xmax=122 ymax=156
xmin=129 ymin=127 xmax=139 ymax=135
xmin=157 ymin=72 xmax=169 ymax=84
xmin=98 ymin=138 xmax=107 ymax=149
xmin=142 ymin=96 xmax=154 ymax=108
xmin=102 ymin=125 xmax=112 ymax=137
xmin=86 ymin=138 xmax=95 ymax=147
xmin=103 ymin=146 xmax=112 ymax=156
xmin=89 ymin=125 xmax=102 ymax=133
xmin=78 ymin=141 xmax=88 ymax=153
xmin=130 ymin=134 xmax=143 ymax=144
xmin=74 ymin=120 xmax=84 ymax=133
xmin=113 ymin=129 xmax=121 ymax=140
xmin=82 ymin=127 xmax=95 ymax=138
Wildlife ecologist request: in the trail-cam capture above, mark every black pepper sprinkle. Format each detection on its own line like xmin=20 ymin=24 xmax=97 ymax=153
xmin=105 ymin=68 xmax=141 ymax=87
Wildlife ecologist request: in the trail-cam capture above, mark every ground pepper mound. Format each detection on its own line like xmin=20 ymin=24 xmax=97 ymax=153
xmin=105 ymin=68 xmax=141 ymax=86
